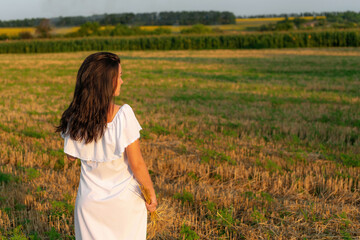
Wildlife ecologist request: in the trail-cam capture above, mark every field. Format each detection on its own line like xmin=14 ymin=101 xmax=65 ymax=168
xmin=236 ymin=16 xmax=326 ymax=23
xmin=0 ymin=48 xmax=359 ymax=239
xmin=235 ymin=16 xmax=326 ymax=31
xmin=0 ymin=16 xmax=327 ymax=37
xmin=0 ymin=27 xmax=79 ymax=37
xmin=0 ymin=27 xmax=36 ymax=37
xmin=0 ymin=24 xmax=239 ymax=37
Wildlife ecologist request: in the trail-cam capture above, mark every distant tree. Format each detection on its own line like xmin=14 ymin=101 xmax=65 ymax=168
xmin=133 ymin=13 xmax=157 ymax=25
xmin=0 ymin=34 xmax=8 ymax=40
xmin=36 ymin=19 xmax=52 ymax=38
xmin=219 ymin=11 xmax=236 ymax=24
xmin=77 ymin=22 xmax=101 ymax=36
xmin=315 ymin=18 xmax=327 ymax=27
xmin=260 ymin=23 xmax=276 ymax=31
xmin=180 ymin=24 xmax=213 ymax=34
xmin=275 ymin=20 xmax=294 ymax=31
xmin=18 ymin=31 xmax=33 ymax=39
xmin=110 ymin=24 xmax=133 ymax=36
xmin=110 ymin=24 xmax=143 ymax=36
xmin=55 ymin=16 xmax=88 ymax=27
xmin=259 ymin=18 xmax=295 ymax=31
xmin=100 ymin=13 xmax=135 ymax=25
xmin=151 ymin=27 xmax=171 ymax=35
xmin=293 ymin=17 xmax=307 ymax=29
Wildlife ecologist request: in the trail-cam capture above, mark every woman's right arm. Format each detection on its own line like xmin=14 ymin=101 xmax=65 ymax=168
xmin=66 ymin=154 xmax=77 ymax=161
xmin=125 ymin=139 xmax=157 ymax=212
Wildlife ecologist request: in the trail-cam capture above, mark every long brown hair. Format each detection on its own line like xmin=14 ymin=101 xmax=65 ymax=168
xmin=56 ymin=52 xmax=120 ymax=143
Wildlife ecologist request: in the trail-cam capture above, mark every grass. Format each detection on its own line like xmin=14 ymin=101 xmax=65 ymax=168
xmin=0 ymin=172 xmax=14 ymax=184
xmin=0 ymin=49 xmax=358 ymax=239
xmin=180 ymin=224 xmax=199 ymax=240
xmin=174 ymin=190 xmax=194 ymax=204
xmin=25 ymin=168 xmax=40 ymax=181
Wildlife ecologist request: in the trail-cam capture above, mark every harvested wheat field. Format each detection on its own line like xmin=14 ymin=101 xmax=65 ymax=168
xmin=0 ymin=49 xmax=359 ymax=239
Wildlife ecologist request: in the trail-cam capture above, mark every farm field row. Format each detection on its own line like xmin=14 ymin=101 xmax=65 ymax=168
xmin=0 ymin=48 xmax=358 ymax=239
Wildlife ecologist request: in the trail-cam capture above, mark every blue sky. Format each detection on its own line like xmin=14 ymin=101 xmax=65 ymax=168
xmin=0 ymin=0 xmax=359 ymax=20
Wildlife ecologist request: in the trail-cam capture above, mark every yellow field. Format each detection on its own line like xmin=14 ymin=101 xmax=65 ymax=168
xmin=0 ymin=27 xmax=36 ymax=36
xmin=51 ymin=27 xmax=79 ymax=35
xmin=140 ymin=25 xmax=181 ymax=32
xmin=140 ymin=25 xmax=243 ymax=33
xmin=0 ymin=27 xmax=80 ymax=36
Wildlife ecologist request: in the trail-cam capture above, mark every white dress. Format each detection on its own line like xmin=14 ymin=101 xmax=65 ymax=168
xmin=61 ymin=104 xmax=147 ymax=240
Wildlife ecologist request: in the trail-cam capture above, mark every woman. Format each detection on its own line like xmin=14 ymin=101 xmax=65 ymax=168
xmin=56 ymin=52 xmax=157 ymax=239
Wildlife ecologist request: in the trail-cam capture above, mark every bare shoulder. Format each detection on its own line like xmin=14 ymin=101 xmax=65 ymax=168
xmin=114 ymin=104 xmax=121 ymax=111
xmin=112 ymin=104 xmax=122 ymax=116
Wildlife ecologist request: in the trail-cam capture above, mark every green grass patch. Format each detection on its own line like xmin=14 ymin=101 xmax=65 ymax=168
xmin=50 ymin=200 xmax=74 ymax=218
xmin=265 ymin=159 xmax=283 ymax=174
xmin=21 ymin=127 xmax=47 ymax=139
xmin=45 ymin=227 xmax=62 ymax=240
xmin=199 ymin=147 xmax=236 ymax=165
xmin=0 ymin=172 xmax=15 ymax=184
xmin=322 ymin=152 xmax=360 ymax=167
xmin=251 ymin=206 xmax=267 ymax=223
xmin=0 ymin=123 xmax=11 ymax=133
xmin=174 ymin=190 xmax=194 ymax=204
xmin=25 ymin=168 xmax=40 ymax=180
xmin=216 ymin=206 xmax=235 ymax=227
xmin=180 ymin=224 xmax=199 ymax=240
xmin=8 ymin=225 xmax=27 ymax=240
xmin=48 ymin=149 xmax=65 ymax=170
xmin=187 ymin=171 xmax=199 ymax=181
xmin=149 ymin=124 xmax=170 ymax=135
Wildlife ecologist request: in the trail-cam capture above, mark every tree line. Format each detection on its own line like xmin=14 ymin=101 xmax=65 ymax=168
xmin=258 ymin=12 xmax=360 ymax=32
xmin=238 ymin=10 xmax=360 ymax=23
xmin=0 ymin=11 xmax=235 ymax=27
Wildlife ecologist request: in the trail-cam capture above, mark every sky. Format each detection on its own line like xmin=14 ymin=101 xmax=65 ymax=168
xmin=0 ymin=0 xmax=359 ymax=21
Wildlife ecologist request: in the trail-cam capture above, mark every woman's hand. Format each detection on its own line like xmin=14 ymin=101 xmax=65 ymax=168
xmin=126 ymin=139 xmax=157 ymax=212
xmin=145 ymin=195 xmax=158 ymax=213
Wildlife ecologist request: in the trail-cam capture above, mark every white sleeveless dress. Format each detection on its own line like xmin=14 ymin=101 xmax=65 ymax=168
xmin=61 ymin=104 xmax=147 ymax=240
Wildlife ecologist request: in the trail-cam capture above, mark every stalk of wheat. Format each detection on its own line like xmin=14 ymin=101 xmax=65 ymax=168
xmin=140 ymin=185 xmax=172 ymax=239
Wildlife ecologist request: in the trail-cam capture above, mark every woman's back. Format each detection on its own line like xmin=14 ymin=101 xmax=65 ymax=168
xmin=62 ymin=104 xmax=147 ymax=239
xmin=57 ymin=52 xmax=157 ymax=239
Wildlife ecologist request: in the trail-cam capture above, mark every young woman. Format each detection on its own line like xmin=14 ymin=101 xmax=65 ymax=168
xmin=56 ymin=52 xmax=157 ymax=239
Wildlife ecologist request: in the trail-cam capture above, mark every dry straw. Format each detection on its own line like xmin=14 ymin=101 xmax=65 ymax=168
xmin=1 ymin=50 xmax=359 ymax=239
xmin=140 ymin=185 xmax=173 ymax=239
